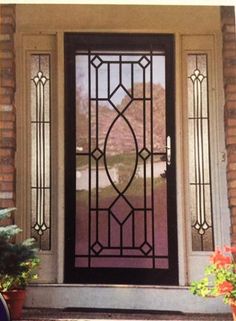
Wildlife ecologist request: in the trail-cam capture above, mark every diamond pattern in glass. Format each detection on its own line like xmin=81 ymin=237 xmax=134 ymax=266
xmin=139 ymin=147 xmax=151 ymax=160
xmin=110 ymin=196 xmax=133 ymax=224
xmin=92 ymin=148 xmax=103 ymax=160
xmin=138 ymin=56 xmax=150 ymax=68
xmin=91 ymin=56 xmax=103 ymax=68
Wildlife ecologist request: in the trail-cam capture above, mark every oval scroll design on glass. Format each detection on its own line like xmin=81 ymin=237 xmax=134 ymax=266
xmin=104 ymin=112 xmax=138 ymax=195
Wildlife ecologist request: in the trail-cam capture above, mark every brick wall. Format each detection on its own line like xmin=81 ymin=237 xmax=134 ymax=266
xmin=0 ymin=5 xmax=16 ymax=209
xmin=221 ymin=6 xmax=236 ymax=245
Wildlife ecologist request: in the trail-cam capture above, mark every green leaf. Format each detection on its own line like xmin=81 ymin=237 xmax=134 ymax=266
xmin=0 ymin=225 xmax=22 ymax=239
xmin=0 ymin=208 xmax=16 ymax=220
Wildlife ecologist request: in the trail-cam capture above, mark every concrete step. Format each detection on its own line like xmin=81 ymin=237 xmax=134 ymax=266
xmin=17 ymin=309 xmax=232 ymax=321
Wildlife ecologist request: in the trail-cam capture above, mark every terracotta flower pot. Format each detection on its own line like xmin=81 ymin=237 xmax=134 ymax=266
xmin=2 ymin=289 xmax=26 ymax=320
xmin=231 ymin=303 xmax=236 ymax=321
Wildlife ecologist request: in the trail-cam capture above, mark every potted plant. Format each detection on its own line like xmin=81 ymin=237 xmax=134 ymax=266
xmin=190 ymin=245 xmax=236 ymax=319
xmin=0 ymin=208 xmax=40 ymax=320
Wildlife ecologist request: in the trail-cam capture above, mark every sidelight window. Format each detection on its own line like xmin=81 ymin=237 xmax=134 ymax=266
xmin=187 ymin=54 xmax=214 ymax=252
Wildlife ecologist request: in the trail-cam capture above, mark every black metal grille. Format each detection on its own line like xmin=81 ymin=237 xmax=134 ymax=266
xmin=75 ymin=52 xmax=168 ymax=269
xmin=188 ymin=54 xmax=214 ymax=251
xmin=30 ymin=54 xmax=51 ymax=251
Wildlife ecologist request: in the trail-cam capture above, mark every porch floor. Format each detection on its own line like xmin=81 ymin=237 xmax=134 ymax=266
xmin=17 ymin=309 xmax=232 ymax=321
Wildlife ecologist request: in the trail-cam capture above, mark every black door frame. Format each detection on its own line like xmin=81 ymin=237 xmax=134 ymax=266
xmin=64 ymin=33 xmax=178 ymax=285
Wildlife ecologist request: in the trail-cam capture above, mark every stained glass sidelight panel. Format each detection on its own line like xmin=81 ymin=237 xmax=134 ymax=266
xmin=187 ymin=54 xmax=214 ymax=251
xmin=30 ymin=54 xmax=51 ymax=250
xmin=75 ymin=52 xmax=168 ymax=268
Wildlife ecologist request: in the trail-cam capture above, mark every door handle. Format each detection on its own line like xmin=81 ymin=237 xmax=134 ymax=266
xmin=166 ymin=136 xmax=171 ymax=166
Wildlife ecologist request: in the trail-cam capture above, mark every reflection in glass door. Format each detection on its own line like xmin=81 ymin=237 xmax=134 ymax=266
xmin=65 ymin=34 xmax=178 ymax=285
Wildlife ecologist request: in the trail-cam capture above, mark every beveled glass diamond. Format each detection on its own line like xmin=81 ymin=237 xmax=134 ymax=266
xmin=110 ymin=196 xmax=133 ymax=224
xmin=139 ymin=147 xmax=151 ymax=160
xmin=110 ymin=85 xmax=131 ymax=109
xmin=140 ymin=242 xmax=152 ymax=255
xmin=91 ymin=56 xmax=103 ymax=68
xmin=139 ymin=56 xmax=150 ymax=68
xmin=91 ymin=241 xmax=103 ymax=255
xmin=92 ymin=148 xmax=103 ymax=160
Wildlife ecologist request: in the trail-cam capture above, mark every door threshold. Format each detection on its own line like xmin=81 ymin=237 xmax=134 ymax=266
xmin=26 ymin=284 xmax=230 ymax=313
xmin=63 ymin=308 xmax=183 ymax=315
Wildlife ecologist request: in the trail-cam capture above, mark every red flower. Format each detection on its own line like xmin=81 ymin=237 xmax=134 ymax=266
xmin=217 ymin=281 xmax=234 ymax=294
xmin=210 ymin=249 xmax=232 ymax=268
xmin=224 ymin=246 xmax=236 ymax=253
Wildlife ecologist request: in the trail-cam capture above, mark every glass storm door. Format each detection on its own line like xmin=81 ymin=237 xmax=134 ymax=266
xmin=64 ymin=34 xmax=178 ymax=285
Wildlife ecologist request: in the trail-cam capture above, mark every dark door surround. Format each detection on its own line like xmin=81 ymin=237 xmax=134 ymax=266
xmin=64 ymin=33 xmax=178 ymax=285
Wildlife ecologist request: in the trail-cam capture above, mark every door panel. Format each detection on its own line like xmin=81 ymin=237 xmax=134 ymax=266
xmin=65 ymin=33 xmax=178 ymax=285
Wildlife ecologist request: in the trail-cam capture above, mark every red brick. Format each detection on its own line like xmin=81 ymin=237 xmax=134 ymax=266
xmin=0 ymin=130 xmax=15 ymax=138
xmin=0 ymin=86 xmax=14 ymax=95
xmin=224 ymin=57 xmax=236 ymax=67
xmin=0 ymin=121 xmax=14 ymax=129
xmin=225 ymin=84 xmax=236 ymax=93
xmin=0 ymin=95 xmax=13 ymax=104
xmin=0 ymin=51 xmax=14 ymax=60
xmin=224 ymin=41 xmax=236 ymax=50
xmin=229 ymin=197 xmax=236 ymax=207
xmin=223 ymin=50 xmax=236 ymax=59
xmin=227 ymin=136 xmax=236 ymax=145
xmin=225 ymin=109 xmax=236 ymax=119
xmin=0 ymin=111 xmax=15 ymax=121
xmin=0 ymin=155 xmax=14 ymax=165
xmin=231 ymin=235 xmax=236 ymax=244
xmin=229 ymin=153 xmax=236 ymax=163
xmin=225 ymin=78 xmax=236 ymax=86
xmin=231 ymin=215 xmax=236 ymax=225
xmin=227 ymin=144 xmax=236 ymax=153
xmin=0 ymin=137 xmax=15 ymax=148
xmin=0 ymin=149 xmax=13 ymax=157
xmin=223 ymin=24 xmax=236 ymax=34
xmin=0 ymin=77 xmax=15 ymax=88
xmin=231 ymin=207 xmax=236 ymax=216
xmin=224 ymin=67 xmax=236 ymax=78
xmin=224 ymin=33 xmax=236 ymax=42
xmin=231 ymin=224 xmax=236 ymax=233
xmin=0 ymin=41 xmax=13 ymax=51
xmin=0 ymin=16 xmax=15 ymax=27
xmin=229 ymin=189 xmax=236 ymax=197
xmin=0 ymin=216 xmax=13 ymax=226
xmin=0 ymin=23 xmax=14 ymax=35
xmin=0 ymin=164 xmax=14 ymax=173
xmin=0 ymin=104 xmax=13 ymax=112
xmin=0 ymin=67 xmax=15 ymax=78
xmin=226 ymin=92 xmax=236 ymax=101
xmin=0 ymin=182 xmax=13 ymax=191
xmin=0 ymin=5 xmax=15 ymax=17
xmin=228 ymin=179 xmax=236 ymax=188
xmin=228 ymin=162 xmax=236 ymax=171
xmin=0 ymin=174 xmax=14 ymax=181
xmin=225 ymin=101 xmax=236 ymax=109
xmin=227 ymin=171 xmax=236 ymax=180
xmin=0 ymin=59 xmax=14 ymax=69
xmin=227 ymin=128 xmax=236 ymax=137
xmin=226 ymin=118 xmax=236 ymax=127
xmin=0 ymin=199 xmax=15 ymax=208
xmin=222 ymin=18 xmax=235 ymax=27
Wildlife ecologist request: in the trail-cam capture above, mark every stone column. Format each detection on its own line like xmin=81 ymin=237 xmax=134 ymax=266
xmin=221 ymin=6 xmax=236 ymax=245
xmin=0 ymin=5 xmax=16 ymax=209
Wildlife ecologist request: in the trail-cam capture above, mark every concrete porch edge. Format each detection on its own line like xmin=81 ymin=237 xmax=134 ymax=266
xmin=25 ymin=284 xmax=230 ymax=314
